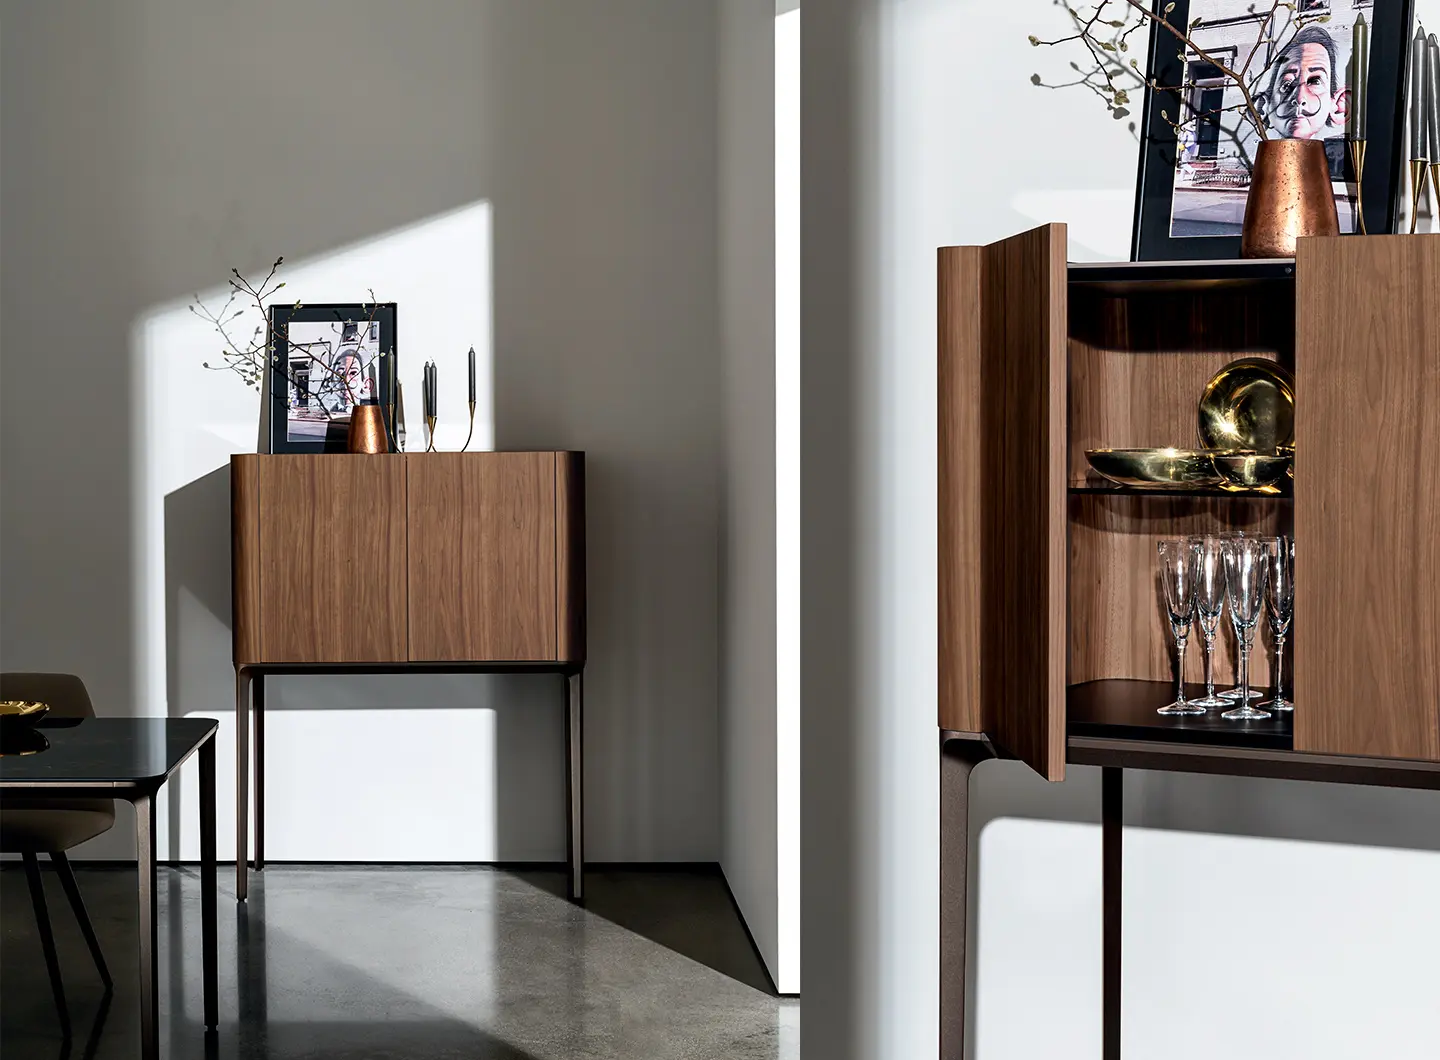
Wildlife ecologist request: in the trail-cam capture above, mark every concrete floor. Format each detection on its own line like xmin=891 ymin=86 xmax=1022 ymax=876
xmin=0 ymin=865 xmax=799 ymax=1060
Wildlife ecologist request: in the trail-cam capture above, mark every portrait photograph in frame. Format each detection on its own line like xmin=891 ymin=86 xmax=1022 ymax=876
xmin=1132 ymin=0 xmax=1413 ymax=260
xmin=266 ymin=302 xmax=397 ymax=454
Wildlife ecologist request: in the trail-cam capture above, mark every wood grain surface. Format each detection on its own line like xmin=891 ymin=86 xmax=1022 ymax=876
xmin=980 ymin=224 xmax=1069 ymax=781
xmin=938 ymin=246 xmax=986 ymax=734
xmin=1295 ymin=235 xmax=1440 ymax=762
xmin=1068 ymin=495 xmax=1287 ymax=689
xmin=407 ymin=453 xmax=557 ymax=662
xmin=555 ymin=452 xmax=586 ymax=665
xmin=256 ymin=456 xmax=408 ymax=663
xmin=231 ymin=456 xmax=262 ymax=665
xmin=1068 ymin=288 xmax=1294 ymax=485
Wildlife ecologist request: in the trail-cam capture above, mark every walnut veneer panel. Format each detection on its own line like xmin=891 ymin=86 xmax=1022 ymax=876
xmin=1068 ymin=495 xmax=1287 ymax=688
xmin=231 ymin=456 xmax=262 ymax=665
xmin=1068 ymin=289 xmax=1294 ymax=485
xmin=555 ymin=452 xmax=586 ymax=664
xmin=256 ymin=456 xmax=408 ymax=663
xmin=981 ymin=225 xmax=1068 ymax=781
xmin=407 ymin=453 xmax=557 ymax=662
xmin=1295 ymin=236 xmax=1440 ymax=762
xmin=938 ymin=246 xmax=985 ymax=734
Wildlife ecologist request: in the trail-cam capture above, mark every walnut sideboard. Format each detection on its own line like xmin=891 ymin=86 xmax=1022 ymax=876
xmin=231 ymin=452 xmax=586 ymax=900
xmin=938 ymin=228 xmax=1440 ymax=1058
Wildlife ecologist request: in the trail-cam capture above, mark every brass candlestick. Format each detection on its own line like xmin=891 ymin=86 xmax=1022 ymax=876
xmin=426 ymin=415 xmax=437 ymax=452
xmin=1409 ymin=158 xmax=1429 ymax=234
xmin=462 ymin=400 xmax=475 ymax=452
xmin=1350 ymin=139 xmax=1368 ymax=235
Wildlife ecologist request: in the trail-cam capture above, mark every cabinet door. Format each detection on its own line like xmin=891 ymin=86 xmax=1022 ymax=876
xmin=1295 ymin=236 xmax=1440 ymax=761
xmin=256 ymin=455 xmax=408 ymax=663
xmin=407 ymin=453 xmax=558 ymax=662
xmin=938 ymin=225 xmax=1068 ymax=780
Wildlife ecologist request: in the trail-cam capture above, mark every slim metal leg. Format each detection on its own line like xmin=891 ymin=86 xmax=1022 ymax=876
xmin=253 ymin=672 xmax=265 ymax=873
xmin=565 ymin=670 xmax=584 ymax=902
xmin=1103 ymin=767 xmax=1122 ymax=1060
xmin=200 ymin=733 xmax=219 ymax=1031
xmin=940 ymin=734 xmax=995 ymax=1060
xmin=235 ymin=668 xmax=250 ymax=901
xmin=52 ymin=851 xmax=112 ymax=989
xmin=135 ymin=793 xmax=159 ymax=1060
xmin=23 ymin=850 xmax=70 ymax=1036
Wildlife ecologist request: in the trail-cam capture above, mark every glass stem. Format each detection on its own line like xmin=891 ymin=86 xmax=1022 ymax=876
xmin=1274 ymin=636 xmax=1286 ymax=702
xmin=1240 ymin=643 xmax=1251 ymax=707
xmin=1203 ymin=631 xmax=1216 ymax=698
xmin=1176 ymin=636 xmax=1188 ymax=704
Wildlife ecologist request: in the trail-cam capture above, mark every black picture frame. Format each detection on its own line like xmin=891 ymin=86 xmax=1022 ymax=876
xmin=1132 ymin=0 xmax=1412 ymax=261
xmin=266 ymin=302 xmax=397 ymax=454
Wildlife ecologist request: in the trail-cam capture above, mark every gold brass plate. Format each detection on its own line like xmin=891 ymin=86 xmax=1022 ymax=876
xmin=1084 ymin=448 xmax=1226 ymax=489
xmin=1212 ymin=450 xmax=1292 ymax=493
xmin=1197 ymin=358 xmax=1295 ymax=452
xmin=0 ymin=700 xmax=49 ymax=719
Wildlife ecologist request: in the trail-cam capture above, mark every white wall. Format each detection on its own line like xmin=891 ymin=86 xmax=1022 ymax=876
xmin=719 ymin=1 xmax=800 ymax=994
xmin=802 ymin=1 xmax=1440 ymax=1058
xmin=1 ymin=0 xmax=721 ymax=865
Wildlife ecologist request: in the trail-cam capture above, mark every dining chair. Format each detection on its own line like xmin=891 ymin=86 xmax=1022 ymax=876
xmin=1 ymin=672 xmax=116 ymax=1035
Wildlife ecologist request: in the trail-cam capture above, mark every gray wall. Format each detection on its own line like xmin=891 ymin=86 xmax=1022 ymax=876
xmin=1 ymin=0 xmax=721 ymax=863
xmin=719 ymin=0 xmax=780 ymax=985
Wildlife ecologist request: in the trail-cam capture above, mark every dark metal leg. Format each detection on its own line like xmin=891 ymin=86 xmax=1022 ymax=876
xmin=52 ymin=851 xmax=112 ymax=989
xmin=565 ymin=670 xmax=584 ymax=903
xmin=235 ymin=667 xmax=250 ymax=900
xmin=254 ymin=672 xmax=265 ymax=873
xmin=1103 ymin=767 xmax=1122 ymax=1060
xmin=23 ymin=850 xmax=70 ymax=1036
xmin=940 ymin=734 xmax=995 ymax=1060
xmin=135 ymin=793 xmax=159 ymax=1060
xmin=200 ymin=733 xmax=219 ymax=1031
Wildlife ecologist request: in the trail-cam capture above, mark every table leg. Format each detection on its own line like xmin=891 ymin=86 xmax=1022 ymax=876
xmin=940 ymin=735 xmax=994 ymax=1060
xmin=200 ymin=734 xmax=218 ymax=1031
xmin=135 ymin=792 xmax=159 ymax=1060
xmin=565 ymin=670 xmax=584 ymax=903
xmin=235 ymin=668 xmax=250 ymax=901
xmin=1103 ymin=767 xmax=1122 ymax=1060
xmin=254 ymin=672 xmax=265 ymax=872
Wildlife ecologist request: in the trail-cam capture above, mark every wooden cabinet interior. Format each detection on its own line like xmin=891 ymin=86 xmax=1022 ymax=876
xmin=1066 ymin=284 xmax=1294 ymax=694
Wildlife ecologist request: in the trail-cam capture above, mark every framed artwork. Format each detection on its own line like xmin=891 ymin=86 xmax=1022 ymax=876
xmin=1132 ymin=0 xmax=1412 ymax=260
xmin=266 ymin=302 xmax=397 ymax=454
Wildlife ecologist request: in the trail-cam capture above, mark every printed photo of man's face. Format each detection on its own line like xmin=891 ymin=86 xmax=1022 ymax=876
xmin=1265 ymin=27 xmax=1349 ymax=140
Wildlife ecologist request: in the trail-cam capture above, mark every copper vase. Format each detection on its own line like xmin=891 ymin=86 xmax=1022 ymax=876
xmin=1240 ymin=138 xmax=1339 ymax=258
xmin=346 ymin=403 xmax=388 ymax=454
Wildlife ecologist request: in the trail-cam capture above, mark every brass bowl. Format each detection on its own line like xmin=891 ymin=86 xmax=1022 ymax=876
xmin=1212 ymin=450 xmax=1292 ymax=492
xmin=1084 ymin=448 xmax=1225 ymax=489
xmin=0 ymin=700 xmax=50 ymax=731
xmin=1197 ymin=358 xmax=1295 ymax=452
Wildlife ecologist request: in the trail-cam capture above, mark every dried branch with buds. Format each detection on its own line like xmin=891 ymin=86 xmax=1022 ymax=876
xmin=190 ymin=259 xmax=385 ymax=421
xmin=1031 ymin=0 xmax=1334 ymax=146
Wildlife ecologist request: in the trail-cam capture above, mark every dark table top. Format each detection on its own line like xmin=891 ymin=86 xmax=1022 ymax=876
xmin=0 ymin=717 xmax=217 ymax=790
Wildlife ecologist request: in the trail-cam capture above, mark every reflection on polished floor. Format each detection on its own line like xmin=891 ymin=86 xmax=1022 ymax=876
xmin=0 ymin=866 xmax=799 ymax=1060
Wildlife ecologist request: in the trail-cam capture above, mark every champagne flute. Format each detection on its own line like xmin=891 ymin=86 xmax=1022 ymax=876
xmin=1217 ymin=530 xmax=1263 ymax=702
xmin=1221 ymin=536 xmax=1271 ymax=721
xmin=1157 ymin=539 xmax=1204 ymax=715
xmin=1189 ymin=535 xmax=1229 ymax=709
xmin=1264 ymin=536 xmax=1295 ymax=711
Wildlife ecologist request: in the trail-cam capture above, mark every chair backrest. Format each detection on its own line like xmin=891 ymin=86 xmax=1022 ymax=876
xmin=0 ymin=673 xmax=95 ymax=719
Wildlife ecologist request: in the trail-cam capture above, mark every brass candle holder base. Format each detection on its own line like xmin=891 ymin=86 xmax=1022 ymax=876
xmin=1350 ymin=139 xmax=1367 ymax=235
xmin=1409 ymin=158 xmax=1429 ymax=234
xmin=462 ymin=401 xmax=476 ymax=453
xmin=426 ymin=415 xmax=438 ymax=452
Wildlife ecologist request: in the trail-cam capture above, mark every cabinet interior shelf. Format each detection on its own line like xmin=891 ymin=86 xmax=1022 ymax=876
xmin=1069 ymin=483 xmax=1292 ymax=499
xmin=1067 ymin=679 xmax=1293 ymax=751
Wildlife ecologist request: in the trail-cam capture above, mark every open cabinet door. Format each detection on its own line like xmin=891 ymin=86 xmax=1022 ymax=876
xmin=1294 ymin=236 xmax=1440 ymax=762
xmin=939 ymin=225 xmax=1068 ymax=780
